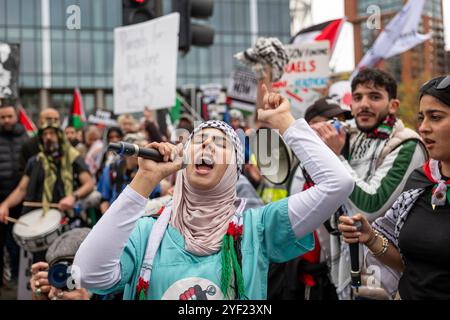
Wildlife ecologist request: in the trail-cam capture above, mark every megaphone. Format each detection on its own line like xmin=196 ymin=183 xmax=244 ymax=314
xmin=249 ymin=119 xmax=353 ymax=186
xmin=249 ymin=128 xmax=298 ymax=185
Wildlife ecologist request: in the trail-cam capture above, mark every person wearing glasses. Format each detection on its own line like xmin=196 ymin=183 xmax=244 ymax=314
xmin=339 ymin=75 xmax=450 ymax=300
xmin=73 ymin=86 xmax=354 ymax=300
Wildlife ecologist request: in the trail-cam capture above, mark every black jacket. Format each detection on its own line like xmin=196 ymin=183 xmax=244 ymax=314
xmin=18 ymin=134 xmax=40 ymax=174
xmin=0 ymin=123 xmax=29 ymax=200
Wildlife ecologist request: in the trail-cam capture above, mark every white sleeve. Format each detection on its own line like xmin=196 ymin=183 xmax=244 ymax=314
xmin=284 ymin=119 xmax=354 ymax=239
xmin=73 ymin=186 xmax=147 ymax=290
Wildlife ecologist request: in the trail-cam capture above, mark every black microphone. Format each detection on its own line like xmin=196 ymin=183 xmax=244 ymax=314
xmin=108 ymin=142 xmax=164 ymax=162
xmin=350 ymin=220 xmax=362 ymax=291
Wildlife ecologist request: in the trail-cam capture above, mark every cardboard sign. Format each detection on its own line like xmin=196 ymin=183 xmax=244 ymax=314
xmin=279 ymin=41 xmax=330 ymax=89
xmin=329 ymin=80 xmax=352 ymax=111
xmin=0 ymin=43 xmax=20 ymax=99
xmin=273 ymin=41 xmax=330 ymax=119
xmin=227 ymin=68 xmax=258 ymax=105
xmin=88 ymin=110 xmax=118 ymax=127
xmin=114 ymin=13 xmax=179 ymax=114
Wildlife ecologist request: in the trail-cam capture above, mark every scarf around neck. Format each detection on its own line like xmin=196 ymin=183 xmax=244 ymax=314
xmin=38 ymin=136 xmax=79 ymax=214
xmin=423 ymin=159 xmax=450 ymax=208
xmin=365 ymin=114 xmax=396 ymax=139
xmin=170 ymin=155 xmax=238 ymax=256
xmin=169 ymin=120 xmax=243 ymax=256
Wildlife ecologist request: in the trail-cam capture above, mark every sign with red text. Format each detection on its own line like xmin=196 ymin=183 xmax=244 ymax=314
xmin=273 ymin=41 xmax=329 ymax=119
xmin=277 ymin=41 xmax=330 ymax=89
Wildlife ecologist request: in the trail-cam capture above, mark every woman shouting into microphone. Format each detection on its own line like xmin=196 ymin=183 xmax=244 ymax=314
xmin=74 ymin=86 xmax=354 ymax=300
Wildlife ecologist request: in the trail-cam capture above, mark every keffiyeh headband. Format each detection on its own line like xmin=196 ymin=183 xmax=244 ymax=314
xmin=188 ymin=120 xmax=244 ymax=176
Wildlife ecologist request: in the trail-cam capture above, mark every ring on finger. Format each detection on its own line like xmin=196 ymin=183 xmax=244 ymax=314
xmin=57 ymin=291 xmax=64 ymax=299
xmin=35 ymin=288 xmax=42 ymax=296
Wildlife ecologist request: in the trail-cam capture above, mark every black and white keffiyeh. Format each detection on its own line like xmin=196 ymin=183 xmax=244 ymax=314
xmin=234 ymin=37 xmax=289 ymax=82
xmin=189 ymin=120 xmax=244 ymax=176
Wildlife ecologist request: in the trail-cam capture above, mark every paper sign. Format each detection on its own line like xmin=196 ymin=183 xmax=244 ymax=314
xmin=114 ymin=13 xmax=180 ymax=114
xmin=273 ymin=41 xmax=330 ymax=119
xmin=277 ymin=41 xmax=330 ymax=89
xmin=227 ymin=68 xmax=258 ymax=104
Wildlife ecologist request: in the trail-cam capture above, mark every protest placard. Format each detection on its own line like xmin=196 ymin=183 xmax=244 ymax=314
xmin=274 ymin=41 xmax=330 ymax=119
xmin=114 ymin=13 xmax=179 ymax=114
xmin=227 ymin=68 xmax=258 ymax=112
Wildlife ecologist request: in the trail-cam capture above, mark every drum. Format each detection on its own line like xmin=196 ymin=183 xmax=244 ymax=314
xmin=13 ymin=209 xmax=64 ymax=253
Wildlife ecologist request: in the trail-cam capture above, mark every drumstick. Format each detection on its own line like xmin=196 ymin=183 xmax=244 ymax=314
xmin=5 ymin=216 xmax=29 ymax=227
xmin=23 ymin=201 xmax=59 ymax=209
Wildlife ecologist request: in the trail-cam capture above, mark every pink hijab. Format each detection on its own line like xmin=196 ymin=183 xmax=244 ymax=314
xmin=170 ymin=120 xmax=244 ymax=256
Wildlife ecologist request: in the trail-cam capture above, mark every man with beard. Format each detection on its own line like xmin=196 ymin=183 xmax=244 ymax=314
xmin=0 ymin=100 xmax=28 ymax=290
xmin=0 ymin=119 xmax=94 ymax=223
xmin=18 ymin=108 xmax=61 ymax=173
xmin=311 ymin=68 xmax=428 ymax=300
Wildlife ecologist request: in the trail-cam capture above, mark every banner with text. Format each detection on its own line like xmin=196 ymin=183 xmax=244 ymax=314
xmin=227 ymin=68 xmax=258 ymax=113
xmin=274 ymin=41 xmax=330 ymax=119
xmin=114 ymin=13 xmax=179 ymax=114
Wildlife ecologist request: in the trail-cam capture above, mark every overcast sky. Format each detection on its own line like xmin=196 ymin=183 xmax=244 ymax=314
xmin=310 ymin=0 xmax=450 ymax=72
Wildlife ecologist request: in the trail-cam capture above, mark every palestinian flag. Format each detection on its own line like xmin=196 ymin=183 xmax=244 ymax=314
xmin=70 ymin=88 xmax=86 ymax=130
xmin=18 ymin=106 xmax=37 ymax=136
xmin=170 ymin=95 xmax=182 ymax=123
xmin=291 ymin=18 xmax=344 ymax=55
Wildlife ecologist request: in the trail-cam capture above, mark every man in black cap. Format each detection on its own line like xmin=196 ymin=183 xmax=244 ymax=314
xmin=304 ymin=97 xmax=352 ymax=125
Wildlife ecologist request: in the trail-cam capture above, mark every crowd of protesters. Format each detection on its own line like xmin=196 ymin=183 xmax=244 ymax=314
xmin=0 ymin=38 xmax=449 ymax=300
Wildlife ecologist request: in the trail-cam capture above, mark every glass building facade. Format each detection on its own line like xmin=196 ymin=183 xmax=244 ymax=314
xmin=0 ymin=0 xmax=291 ymax=119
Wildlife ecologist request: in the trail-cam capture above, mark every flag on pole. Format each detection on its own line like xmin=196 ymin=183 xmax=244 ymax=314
xmin=291 ymin=18 xmax=345 ymax=55
xmin=18 ymin=106 xmax=37 ymax=136
xmin=352 ymin=0 xmax=431 ymax=78
xmin=169 ymin=95 xmax=182 ymax=123
xmin=70 ymin=88 xmax=86 ymax=129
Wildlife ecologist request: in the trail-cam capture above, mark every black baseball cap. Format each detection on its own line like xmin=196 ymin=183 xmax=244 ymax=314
xmin=304 ymin=97 xmax=352 ymax=123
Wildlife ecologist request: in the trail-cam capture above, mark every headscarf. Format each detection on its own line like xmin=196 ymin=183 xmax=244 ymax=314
xmin=170 ymin=120 xmax=244 ymax=256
